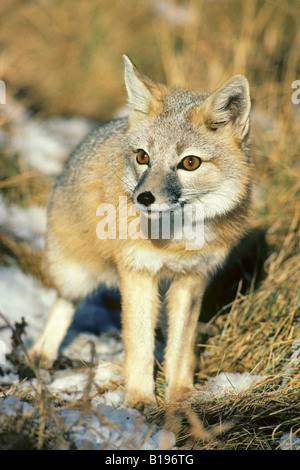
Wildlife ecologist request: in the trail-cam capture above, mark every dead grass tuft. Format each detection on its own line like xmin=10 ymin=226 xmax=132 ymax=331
xmin=151 ymin=374 xmax=300 ymax=450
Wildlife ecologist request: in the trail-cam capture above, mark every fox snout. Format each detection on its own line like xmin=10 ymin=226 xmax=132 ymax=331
xmin=134 ymin=169 xmax=182 ymax=212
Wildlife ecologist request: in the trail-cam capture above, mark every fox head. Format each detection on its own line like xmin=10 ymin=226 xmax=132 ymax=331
xmin=122 ymin=55 xmax=252 ymax=221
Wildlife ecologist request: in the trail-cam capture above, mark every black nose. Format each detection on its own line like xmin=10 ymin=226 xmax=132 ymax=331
xmin=137 ymin=191 xmax=155 ymax=207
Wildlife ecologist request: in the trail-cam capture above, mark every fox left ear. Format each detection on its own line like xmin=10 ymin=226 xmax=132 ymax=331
xmin=203 ymin=75 xmax=251 ymax=140
xmin=123 ymin=55 xmax=166 ymax=116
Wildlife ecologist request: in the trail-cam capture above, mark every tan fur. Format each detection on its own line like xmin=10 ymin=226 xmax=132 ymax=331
xmin=29 ymin=55 xmax=253 ymax=411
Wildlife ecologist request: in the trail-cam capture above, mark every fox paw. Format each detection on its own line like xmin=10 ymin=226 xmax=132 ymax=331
xmin=165 ymin=385 xmax=195 ymax=404
xmin=27 ymin=348 xmax=55 ymax=370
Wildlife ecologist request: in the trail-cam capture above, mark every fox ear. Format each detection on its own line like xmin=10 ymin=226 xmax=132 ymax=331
xmin=203 ymin=75 xmax=251 ymax=140
xmin=123 ymin=55 xmax=166 ymax=115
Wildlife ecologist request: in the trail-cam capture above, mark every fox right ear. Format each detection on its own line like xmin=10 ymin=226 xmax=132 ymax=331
xmin=123 ymin=55 xmax=166 ymax=116
xmin=201 ymin=75 xmax=251 ymax=141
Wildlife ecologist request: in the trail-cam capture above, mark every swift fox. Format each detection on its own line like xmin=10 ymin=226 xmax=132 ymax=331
xmin=30 ymin=55 xmax=252 ymax=410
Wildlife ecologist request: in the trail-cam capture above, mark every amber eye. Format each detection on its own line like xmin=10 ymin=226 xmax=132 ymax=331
xmin=179 ymin=156 xmax=201 ymax=171
xmin=136 ymin=149 xmax=150 ymax=165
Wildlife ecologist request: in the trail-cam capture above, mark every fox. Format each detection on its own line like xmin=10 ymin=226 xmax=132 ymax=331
xmin=29 ymin=55 xmax=252 ymax=411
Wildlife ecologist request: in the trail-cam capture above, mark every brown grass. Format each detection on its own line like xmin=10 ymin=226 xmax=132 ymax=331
xmin=152 ymin=373 xmax=300 ymax=450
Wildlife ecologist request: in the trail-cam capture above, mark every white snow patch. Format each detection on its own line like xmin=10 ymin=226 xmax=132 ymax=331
xmin=93 ymin=389 xmax=124 ymax=408
xmin=48 ymin=370 xmax=91 ymax=396
xmin=1 ymin=98 xmax=95 ymax=176
xmin=11 ymin=116 xmax=94 ymax=176
xmin=0 ymin=195 xmax=47 ymax=248
xmin=0 ymin=265 xmax=56 ymax=351
xmin=278 ymin=432 xmax=300 ymax=450
xmin=47 ymin=362 xmax=122 ymax=400
xmin=61 ymin=332 xmax=123 ymax=364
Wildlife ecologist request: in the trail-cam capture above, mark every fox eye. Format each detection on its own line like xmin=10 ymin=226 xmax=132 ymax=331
xmin=178 ymin=156 xmax=201 ymax=171
xmin=136 ymin=149 xmax=150 ymax=165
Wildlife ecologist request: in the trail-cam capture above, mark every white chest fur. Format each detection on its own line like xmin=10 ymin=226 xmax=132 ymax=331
xmin=123 ymin=244 xmax=227 ymax=277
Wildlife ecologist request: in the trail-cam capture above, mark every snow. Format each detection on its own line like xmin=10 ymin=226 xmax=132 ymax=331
xmin=0 ymin=196 xmax=47 ymax=249
xmin=0 ymin=265 xmax=57 ymax=351
xmin=1 ymin=100 xmax=95 ymax=177
xmin=0 ymin=99 xmax=299 ymax=450
xmin=204 ymin=372 xmax=264 ymax=396
xmin=278 ymin=432 xmax=300 ymax=451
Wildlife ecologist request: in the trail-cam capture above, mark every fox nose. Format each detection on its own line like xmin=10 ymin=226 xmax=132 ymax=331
xmin=137 ymin=191 xmax=155 ymax=207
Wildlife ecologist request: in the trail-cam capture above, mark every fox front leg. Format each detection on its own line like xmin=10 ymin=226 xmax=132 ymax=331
xmin=165 ymin=273 xmax=207 ymax=402
xmin=28 ymin=297 xmax=75 ymax=368
xmin=120 ymin=268 xmax=159 ymax=412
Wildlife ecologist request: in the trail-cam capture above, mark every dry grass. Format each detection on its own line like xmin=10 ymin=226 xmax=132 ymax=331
xmin=152 ymin=373 xmax=300 ymax=449
xmin=0 ymin=0 xmax=299 ymax=450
